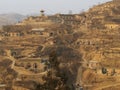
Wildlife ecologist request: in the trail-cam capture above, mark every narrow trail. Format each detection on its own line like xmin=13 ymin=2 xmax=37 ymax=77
xmin=93 ymin=82 xmax=120 ymax=90
xmin=5 ymin=50 xmax=16 ymax=69
xmin=76 ymin=66 xmax=82 ymax=85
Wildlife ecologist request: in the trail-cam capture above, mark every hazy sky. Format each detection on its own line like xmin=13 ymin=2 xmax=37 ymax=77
xmin=0 ymin=0 xmax=112 ymax=15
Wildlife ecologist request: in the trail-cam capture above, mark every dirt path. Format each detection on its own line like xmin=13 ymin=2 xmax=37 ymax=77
xmin=5 ymin=50 xmax=16 ymax=69
xmin=93 ymin=82 xmax=120 ymax=90
xmin=76 ymin=66 xmax=83 ymax=85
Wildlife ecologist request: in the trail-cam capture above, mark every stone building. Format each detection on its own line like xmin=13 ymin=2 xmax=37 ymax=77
xmin=16 ymin=11 xmax=81 ymax=26
xmin=105 ymin=23 xmax=119 ymax=29
xmin=15 ymin=58 xmax=46 ymax=73
xmin=88 ymin=61 xmax=100 ymax=69
xmin=28 ymin=28 xmax=49 ymax=36
xmin=0 ymin=84 xmax=6 ymax=90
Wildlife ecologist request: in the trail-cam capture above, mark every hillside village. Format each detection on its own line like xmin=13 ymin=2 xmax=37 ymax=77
xmin=0 ymin=0 xmax=120 ymax=90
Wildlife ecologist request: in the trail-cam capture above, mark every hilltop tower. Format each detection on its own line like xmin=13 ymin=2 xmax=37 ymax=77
xmin=40 ymin=10 xmax=45 ymax=16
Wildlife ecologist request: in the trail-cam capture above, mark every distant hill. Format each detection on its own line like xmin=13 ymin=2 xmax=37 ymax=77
xmin=0 ymin=13 xmax=26 ymax=27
